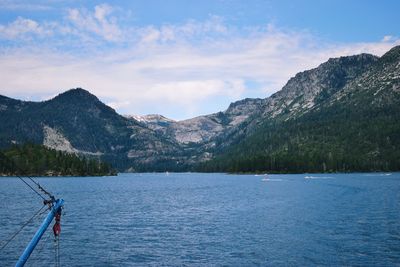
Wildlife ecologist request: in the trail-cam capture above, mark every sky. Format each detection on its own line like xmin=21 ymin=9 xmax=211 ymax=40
xmin=0 ymin=0 xmax=399 ymax=120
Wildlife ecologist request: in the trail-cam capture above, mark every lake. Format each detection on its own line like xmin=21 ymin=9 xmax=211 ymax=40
xmin=1 ymin=173 xmax=400 ymax=266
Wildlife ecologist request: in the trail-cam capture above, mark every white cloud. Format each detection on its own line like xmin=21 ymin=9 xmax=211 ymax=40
xmin=0 ymin=1 xmax=52 ymax=11
xmin=0 ymin=8 xmax=399 ymax=120
xmin=138 ymin=15 xmax=228 ymax=45
xmin=382 ymin=35 xmax=394 ymax=42
xmin=139 ymin=26 xmax=161 ymax=43
xmin=67 ymin=4 xmax=122 ymax=42
xmin=0 ymin=17 xmax=51 ymax=39
xmin=107 ymin=100 xmax=131 ymax=110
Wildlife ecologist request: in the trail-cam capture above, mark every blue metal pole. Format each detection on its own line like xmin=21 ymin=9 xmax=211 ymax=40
xmin=16 ymin=199 xmax=64 ymax=267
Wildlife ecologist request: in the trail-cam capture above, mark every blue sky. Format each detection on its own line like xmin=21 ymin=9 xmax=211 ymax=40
xmin=0 ymin=0 xmax=399 ymax=120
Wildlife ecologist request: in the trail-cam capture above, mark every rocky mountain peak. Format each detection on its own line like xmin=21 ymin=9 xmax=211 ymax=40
xmin=50 ymin=88 xmax=102 ymax=106
xmin=127 ymin=114 xmax=175 ymax=124
xmin=46 ymin=88 xmax=119 ymax=118
xmin=324 ymin=53 xmax=378 ymax=65
xmin=379 ymin=45 xmax=400 ymax=64
xmin=332 ymin=45 xmax=400 ymax=105
xmin=263 ymin=52 xmax=378 ymax=118
xmin=226 ymin=98 xmax=264 ymax=115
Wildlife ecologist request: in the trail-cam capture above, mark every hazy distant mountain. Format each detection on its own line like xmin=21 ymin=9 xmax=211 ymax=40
xmin=1 ymin=46 xmax=399 ymax=172
xmin=126 ymin=98 xmax=264 ymax=145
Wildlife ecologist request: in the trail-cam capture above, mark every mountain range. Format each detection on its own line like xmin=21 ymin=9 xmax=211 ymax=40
xmin=1 ymin=45 xmax=399 ymax=173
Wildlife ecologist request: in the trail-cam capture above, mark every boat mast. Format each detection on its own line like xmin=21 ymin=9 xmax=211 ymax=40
xmin=15 ymin=198 xmax=64 ymax=267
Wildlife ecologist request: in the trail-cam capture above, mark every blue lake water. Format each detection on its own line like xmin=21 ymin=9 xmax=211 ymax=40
xmin=1 ymin=173 xmax=400 ymax=266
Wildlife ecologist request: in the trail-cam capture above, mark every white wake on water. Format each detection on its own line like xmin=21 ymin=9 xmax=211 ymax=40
xmin=261 ymin=178 xmax=283 ymax=182
xmin=363 ymin=173 xmax=392 ymax=177
xmin=304 ymin=176 xmax=333 ymax=179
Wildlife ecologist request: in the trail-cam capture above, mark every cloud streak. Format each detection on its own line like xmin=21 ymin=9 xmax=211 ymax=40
xmin=0 ymin=3 xmax=399 ymax=120
xmin=0 ymin=0 xmax=52 ymax=11
xmin=0 ymin=16 xmax=52 ymax=39
xmin=67 ymin=4 xmax=122 ymax=42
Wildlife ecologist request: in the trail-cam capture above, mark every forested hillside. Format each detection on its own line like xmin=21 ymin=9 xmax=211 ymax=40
xmin=197 ymin=46 xmax=400 ymax=173
xmin=0 ymin=144 xmax=116 ymax=176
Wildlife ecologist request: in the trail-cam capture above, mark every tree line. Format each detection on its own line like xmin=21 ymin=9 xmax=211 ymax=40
xmin=0 ymin=143 xmax=116 ymax=176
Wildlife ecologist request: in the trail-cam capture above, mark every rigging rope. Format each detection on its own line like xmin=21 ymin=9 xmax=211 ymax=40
xmin=54 ymin=235 xmax=60 ymax=267
xmin=58 ymin=236 xmax=60 ymax=267
xmin=17 ymin=176 xmax=46 ymax=201
xmin=26 ymin=176 xmax=54 ymax=199
xmin=53 ymin=208 xmax=62 ymax=267
xmin=9 ymin=174 xmax=61 ymax=265
xmin=0 ymin=205 xmax=47 ymax=251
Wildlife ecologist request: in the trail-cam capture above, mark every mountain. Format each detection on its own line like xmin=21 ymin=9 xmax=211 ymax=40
xmin=198 ymin=46 xmax=400 ymax=173
xmin=262 ymin=53 xmax=379 ymax=119
xmin=125 ymin=98 xmax=265 ymax=163
xmin=0 ymin=88 xmax=183 ymax=171
xmin=194 ymin=52 xmax=380 ymax=157
xmin=1 ymin=46 xmax=399 ymax=173
xmin=126 ymin=98 xmax=264 ymax=145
